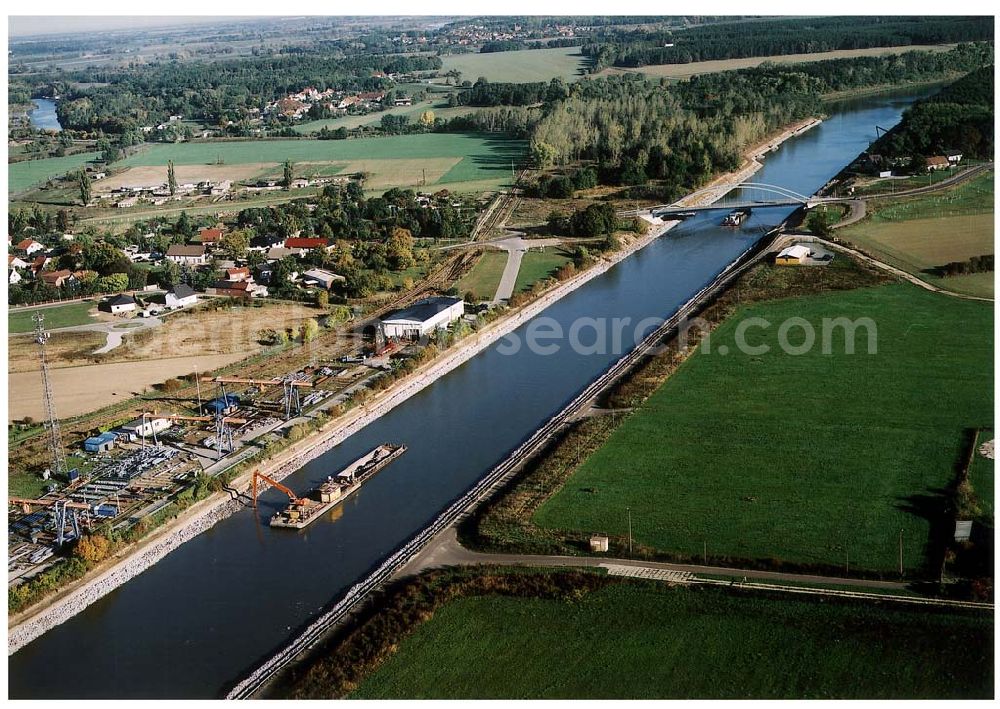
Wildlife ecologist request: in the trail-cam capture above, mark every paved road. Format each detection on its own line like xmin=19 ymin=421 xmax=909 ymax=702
xmin=489 ymin=236 xmax=566 ymax=303
xmin=397 ymin=528 xmax=911 ymax=591
xmin=829 ymin=199 xmax=866 ymax=229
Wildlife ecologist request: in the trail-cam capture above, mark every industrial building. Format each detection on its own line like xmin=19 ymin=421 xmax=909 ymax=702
xmin=380 ymin=296 xmax=465 ymax=339
xmin=775 ymin=244 xmax=812 ymax=265
xmin=119 ymin=416 xmax=172 ymax=440
xmin=83 ymin=432 xmax=117 ymax=453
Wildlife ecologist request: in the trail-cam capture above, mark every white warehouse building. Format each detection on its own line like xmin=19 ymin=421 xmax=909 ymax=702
xmin=380 ymin=296 xmax=465 ymax=339
xmin=119 ymin=416 xmax=173 ymax=440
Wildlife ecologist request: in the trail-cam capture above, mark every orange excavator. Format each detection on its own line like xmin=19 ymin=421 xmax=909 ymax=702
xmin=251 ymin=471 xmax=308 ymax=508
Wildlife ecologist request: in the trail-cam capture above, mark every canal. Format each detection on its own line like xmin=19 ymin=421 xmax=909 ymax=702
xmin=28 ymin=98 xmax=62 ymax=132
xmin=8 ymin=88 xmax=933 ymax=699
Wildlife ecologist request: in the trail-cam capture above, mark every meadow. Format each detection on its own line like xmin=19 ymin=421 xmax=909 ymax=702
xmin=8 ymin=152 xmax=101 ymax=193
xmin=600 ymin=44 xmax=957 ymax=80
xmin=440 ymin=46 xmax=589 ymax=83
xmin=8 ymin=302 xmax=97 ymax=333
xmin=117 ymin=133 xmax=524 ymax=193
xmin=839 ymin=170 xmax=994 ymax=297
xmin=292 ymin=100 xmax=473 ymax=134
xmin=352 ymin=582 xmax=993 ymax=699
xmin=514 ymin=247 xmax=574 ymax=293
xmin=456 ymin=251 xmax=508 ymax=300
xmin=534 ymin=283 xmax=994 ymax=575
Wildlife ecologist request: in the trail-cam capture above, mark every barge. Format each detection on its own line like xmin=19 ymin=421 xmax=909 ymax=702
xmin=262 ymin=444 xmax=406 ymax=529
xmin=721 ymin=207 xmax=751 ymax=226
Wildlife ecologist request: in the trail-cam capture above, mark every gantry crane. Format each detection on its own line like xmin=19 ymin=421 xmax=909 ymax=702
xmin=10 ymin=497 xmax=91 ymax=545
xmin=199 ymin=375 xmax=314 ymax=419
xmin=140 ymin=412 xmax=247 ymax=459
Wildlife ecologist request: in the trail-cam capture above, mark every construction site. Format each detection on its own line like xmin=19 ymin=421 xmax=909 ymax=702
xmin=6 ymin=306 xmax=429 ymax=586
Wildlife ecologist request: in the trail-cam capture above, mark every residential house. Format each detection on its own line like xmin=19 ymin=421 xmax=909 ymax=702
xmin=207 ymin=279 xmax=268 ymax=298
xmin=16 ymin=238 xmax=45 ymax=256
xmin=9 ymin=269 xmax=22 ymax=285
xmin=29 ymin=255 xmax=52 ymax=276
xmin=925 ymin=156 xmax=951 ymax=172
xmin=165 ymin=244 xmax=208 ymax=266
xmin=225 ymin=267 xmax=251 ymax=282
xmin=301 ymin=268 xmax=345 ymax=290
xmin=198 ymin=227 xmax=224 ymax=245
xmin=165 ymin=284 xmax=198 ymax=308
xmin=117 ymin=195 xmax=140 ymax=208
xmin=944 ymin=149 xmax=964 ymax=165
xmin=40 ymin=269 xmax=76 ymax=288
xmin=100 ymin=293 xmax=137 ymax=314
xmin=284 ymin=237 xmax=331 ymax=250
xmin=8 ymin=255 xmax=28 ymax=271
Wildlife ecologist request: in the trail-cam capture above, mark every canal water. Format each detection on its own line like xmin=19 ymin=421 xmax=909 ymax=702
xmin=28 ymin=99 xmax=62 ymax=132
xmin=8 ymin=88 xmax=934 ymax=699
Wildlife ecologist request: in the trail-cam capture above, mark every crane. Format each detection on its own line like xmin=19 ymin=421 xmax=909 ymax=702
xmin=199 ymin=375 xmax=314 ymax=419
xmin=10 ymin=498 xmax=90 ymax=545
xmin=33 ymin=313 xmax=66 ymax=478
xmin=251 ymin=470 xmax=308 ymax=508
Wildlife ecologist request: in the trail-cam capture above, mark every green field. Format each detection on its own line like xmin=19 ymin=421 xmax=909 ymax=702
xmin=8 ymin=152 xmax=101 ymax=193
xmin=456 ymin=251 xmax=508 ymax=300
xmin=292 ymin=101 xmax=473 ymax=134
xmin=514 ymin=247 xmax=574 ymax=293
xmin=839 ymin=170 xmax=994 ymax=297
xmin=119 ymin=133 xmax=523 ymax=192
xmin=353 ymin=583 xmax=993 ymax=699
xmin=534 ymin=284 xmax=993 ymax=575
xmin=441 ymin=47 xmax=589 ymax=83
xmin=969 ymin=429 xmax=995 ymax=520
xmin=9 ymin=302 xmax=97 ymax=333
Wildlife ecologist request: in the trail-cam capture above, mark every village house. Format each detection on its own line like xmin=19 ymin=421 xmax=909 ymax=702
xmin=943 ymin=149 xmax=964 ymax=165
xmin=16 ymin=238 xmax=45 ymax=256
xmin=40 ymin=269 xmax=76 ymax=289
xmin=9 ymin=255 xmax=28 ymax=271
xmin=206 ymin=279 xmax=268 ymax=298
xmin=284 ymin=237 xmax=331 ymax=251
xmin=301 ymin=268 xmax=345 ymax=290
xmin=225 ymin=267 xmax=252 ymax=282
xmin=165 ymin=284 xmax=199 ymax=308
xmin=925 ymin=156 xmax=951 ymax=172
xmin=29 ymin=255 xmax=52 ymax=276
xmin=198 ymin=227 xmax=224 ymax=245
xmin=100 ymin=293 xmax=137 ymax=315
xmin=9 ymin=268 xmax=22 ymax=285
xmin=166 ymin=244 xmax=209 ymax=266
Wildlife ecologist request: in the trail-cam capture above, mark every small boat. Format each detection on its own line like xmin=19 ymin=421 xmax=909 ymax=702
xmin=721 ymin=207 xmax=752 ymax=227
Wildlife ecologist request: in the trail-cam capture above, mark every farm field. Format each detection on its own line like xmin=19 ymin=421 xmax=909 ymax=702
xmin=969 ymin=430 xmax=995 ymax=520
xmin=114 ymin=133 xmax=523 ymax=193
xmin=839 ymin=170 xmax=994 ymax=297
xmin=514 ymin=247 xmax=574 ymax=293
xmin=534 ymin=283 xmax=994 ymax=575
xmin=8 ymin=301 xmax=98 ymax=333
xmin=456 ymin=251 xmax=508 ymax=300
xmin=292 ymin=100 xmax=473 ymax=134
xmin=440 ymin=46 xmax=589 ymax=83
xmin=352 ymin=582 xmax=993 ymax=699
xmin=599 ymin=44 xmax=958 ymax=80
xmin=8 ymin=301 xmax=317 ymax=420
xmin=8 ymin=151 xmax=101 ymax=193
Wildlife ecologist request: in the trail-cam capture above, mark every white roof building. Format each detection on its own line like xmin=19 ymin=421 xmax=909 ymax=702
xmin=380 ymin=296 xmax=465 ymax=339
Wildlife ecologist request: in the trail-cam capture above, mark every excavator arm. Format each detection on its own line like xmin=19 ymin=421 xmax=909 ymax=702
xmin=251 ymin=471 xmax=305 ymax=506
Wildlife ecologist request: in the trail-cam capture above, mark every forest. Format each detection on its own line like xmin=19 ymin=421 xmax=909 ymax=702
xmin=583 ymin=16 xmax=994 ymax=70
xmin=526 ymin=44 xmax=993 ymax=198
xmin=873 ymin=65 xmax=995 ymax=160
xmin=19 ymin=53 xmax=441 ymax=133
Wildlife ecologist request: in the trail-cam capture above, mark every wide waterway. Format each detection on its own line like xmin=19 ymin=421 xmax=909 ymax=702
xmin=9 ymin=88 xmax=934 ymax=698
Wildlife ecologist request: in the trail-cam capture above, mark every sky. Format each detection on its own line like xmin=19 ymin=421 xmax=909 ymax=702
xmin=8 ymin=16 xmax=257 ymax=37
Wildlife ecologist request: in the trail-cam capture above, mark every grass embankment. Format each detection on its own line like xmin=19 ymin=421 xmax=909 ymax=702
xmin=8 ymin=151 xmax=101 ymax=194
xmin=456 ymin=251 xmax=508 ymax=300
xmin=8 ymin=301 xmax=97 ymax=333
xmin=470 ymin=256 xmax=993 ymax=577
xmin=280 ymin=568 xmax=993 ymax=700
xmin=456 ymin=246 xmax=576 ymax=300
xmin=514 ymin=247 xmax=574 ymax=293
xmin=838 ymin=170 xmax=994 ymax=297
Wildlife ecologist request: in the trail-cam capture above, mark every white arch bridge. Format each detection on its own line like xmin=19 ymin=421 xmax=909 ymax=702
xmin=625 ymin=182 xmax=839 ymax=218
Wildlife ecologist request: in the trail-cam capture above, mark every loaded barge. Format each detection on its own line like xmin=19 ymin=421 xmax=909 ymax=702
xmin=252 ymin=444 xmax=406 ymax=529
xmin=721 ymin=207 xmax=752 ymax=226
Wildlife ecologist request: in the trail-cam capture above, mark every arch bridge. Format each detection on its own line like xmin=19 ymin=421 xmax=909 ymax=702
xmin=633 ymin=182 xmax=832 ymax=218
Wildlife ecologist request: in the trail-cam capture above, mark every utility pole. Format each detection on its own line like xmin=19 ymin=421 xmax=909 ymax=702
xmin=33 ymin=313 xmax=66 ymax=478
xmin=898 ymin=529 xmax=903 ymax=576
xmin=195 ymin=368 xmax=203 ymax=411
xmin=703 ymin=540 xmax=707 ymax=565
xmin=627 ymin=507 xmax=633 ymax=558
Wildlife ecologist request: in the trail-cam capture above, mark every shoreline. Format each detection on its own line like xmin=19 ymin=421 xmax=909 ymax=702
xmin=8 ymin=115 xmax=818 ymax=655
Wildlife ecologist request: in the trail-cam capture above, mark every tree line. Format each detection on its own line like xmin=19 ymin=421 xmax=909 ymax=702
xmin=582 ymin=16 xmax=994 ymax=70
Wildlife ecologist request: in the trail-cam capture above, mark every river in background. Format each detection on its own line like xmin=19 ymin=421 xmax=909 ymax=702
xmin=9 ymin=87 xmax=935 ymax=699
xmin=28 ymin=99 xmax=62 ymax=132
